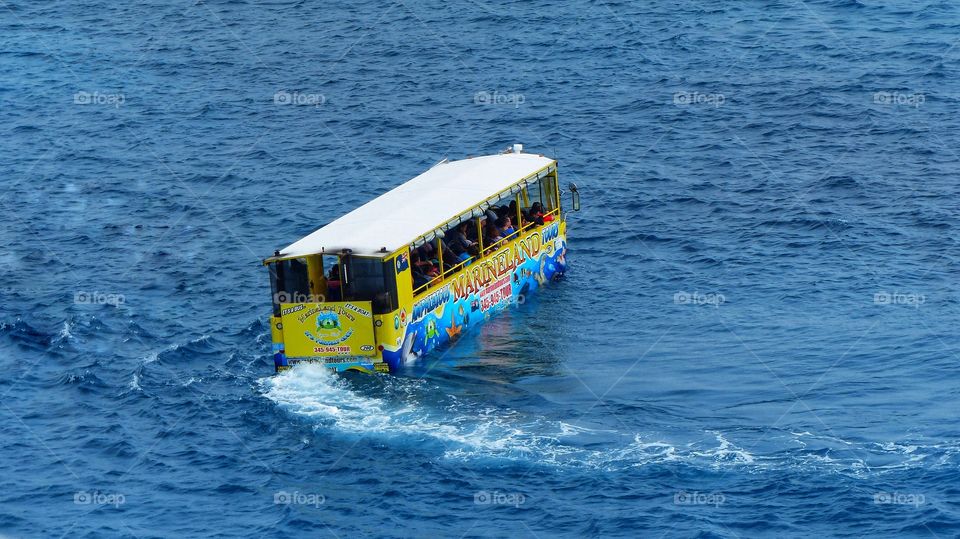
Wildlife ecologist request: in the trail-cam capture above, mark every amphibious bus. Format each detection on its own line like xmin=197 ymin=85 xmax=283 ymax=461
xmin=264 ymin=145 xmax=579 ymax=373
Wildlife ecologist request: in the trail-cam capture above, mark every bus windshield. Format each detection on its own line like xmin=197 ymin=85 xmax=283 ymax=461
xmin=270 ymin=254 xmax=398 ymax=315
xmin=343 ymin=256 xmax=398 ymax=313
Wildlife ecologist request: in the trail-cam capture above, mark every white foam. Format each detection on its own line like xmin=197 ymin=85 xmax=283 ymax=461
xmin=138 ymin=334 xmax=211 ymax=365
xmin=128 ymin=371 xmax=142 ymax=391
xmin=262 ymin=365 xmax=421 ymax=436
xmin=262 ymin=365 xmax=581 ymax=461
xmin=261 ymin=366 xmax=756 ymax=470
xmin=53 ymin=320 xmax=73 ymax=343
xmin=260 ymin=365 xmax=958 ymax=474
xmin=710 ymin=431 xmax=756 ymax=464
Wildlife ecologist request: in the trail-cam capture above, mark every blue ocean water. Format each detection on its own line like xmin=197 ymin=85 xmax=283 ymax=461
xmin=2 ymin=0 xmax=959 ymax=536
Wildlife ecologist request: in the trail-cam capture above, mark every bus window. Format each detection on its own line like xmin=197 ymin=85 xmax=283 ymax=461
xmin=380 ymin=260 xmax=398 ymax=313
xmin=269 ymin=257 xmax=311 ymax=314
xmin=322 ymin=254 xmax=342 ymax=301
xmin=345 ymin=257 xmax=398 ymax=314
xmin=524 ymin=180 xmax=542 ymax=211
xmin=521 ymin=180 xmax=545 ymax=226
xmin=541 ymin=173 xmax=559 ymax=213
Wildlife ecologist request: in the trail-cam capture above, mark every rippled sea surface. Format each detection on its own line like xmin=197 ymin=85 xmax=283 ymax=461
xmin=3 ymin=0 xmax=960 ymax=537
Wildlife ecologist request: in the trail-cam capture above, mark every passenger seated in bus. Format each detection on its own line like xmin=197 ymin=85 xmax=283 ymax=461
xmin=446 ymin=240 xmax=462 ymax=256
xmin=418 ymin=241 xmax=432 ymax=260
xmin=526 ymin=210 xmax=538 ymax=228
xmin=412 ymin=248 xmax=439 ymax=277
xmin=411 ymin=256 xmax=431 ymax=289
xmin=466 ymin=220 xmax=480 ymax=244
xmin=327 ymin=264 xmax=342 ymax=300
xmin=418 ymin=242 xmax=441 ymax=268
xmin=444 ymin=234 xmax=477 ymax=266
xmin=530 ymin=202 xmax=554 ymax=222
xmin=410 ymin=250 xmax=436 ymax=290
xmin=438 ymin=240 xmax=460 ymax=270
xmin=485 ymin=221 xmax=503 ymax=248
xmin=497 ymin=206 xmax=515 ymax=226
xmin=451 ymin=241 xmax=479 ymax=265
xmin=442 ymin=230 xmax=460 ymax=260
xmin=497 ymin=215 xmax=515 ymax=238
xmin=413 ymin=273 xmax=430 ymax=289
xmin=453 ymin=221 xmax=476 ymax=251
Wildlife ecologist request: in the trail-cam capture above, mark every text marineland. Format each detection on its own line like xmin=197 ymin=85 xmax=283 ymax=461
xmin=453 ymin=228 xmax=550 ymax=301
xmin=412 ymin=224 xmax=561 ymax=318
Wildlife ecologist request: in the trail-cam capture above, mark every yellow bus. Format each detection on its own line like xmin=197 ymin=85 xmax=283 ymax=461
xmin=264 ymin=145 xmax=579 ymax=373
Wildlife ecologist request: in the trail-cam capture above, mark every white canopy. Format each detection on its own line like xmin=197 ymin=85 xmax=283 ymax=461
xmin=278 ymin=152 xmax=556 ymax=259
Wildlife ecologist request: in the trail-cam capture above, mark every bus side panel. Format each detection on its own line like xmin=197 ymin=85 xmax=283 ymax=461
xmin=384 ymin=220 xmax=567 ymax=372
xmin=373 ymin=252 xmax=414 ymax=373
xmin=270 ymin=315 xmax=288 ymax=371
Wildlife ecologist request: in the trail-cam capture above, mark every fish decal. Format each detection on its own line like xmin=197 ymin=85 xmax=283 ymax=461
xmin=425 ymin=318 xmax=439 ymax=339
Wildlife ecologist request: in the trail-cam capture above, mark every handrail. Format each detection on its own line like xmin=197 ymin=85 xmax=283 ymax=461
xmin=412 ymin=255 xmax=474 ymax=296
xmin=410 ymin=213 xmax=560 ymax=299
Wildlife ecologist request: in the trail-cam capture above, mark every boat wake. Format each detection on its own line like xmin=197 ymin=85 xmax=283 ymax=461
xmin=261 ymin=365 xmax=618 ymax=464
xmin=261 ymin=365 xmax=958 ymax=476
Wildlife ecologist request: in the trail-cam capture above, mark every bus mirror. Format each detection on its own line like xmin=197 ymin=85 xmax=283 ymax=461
xmin=568 ymin=183 xmax=581 ymax=212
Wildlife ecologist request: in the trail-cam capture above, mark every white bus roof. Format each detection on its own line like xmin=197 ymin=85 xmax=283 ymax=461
xmin=278 ymin=152 xmax=556 ymax=259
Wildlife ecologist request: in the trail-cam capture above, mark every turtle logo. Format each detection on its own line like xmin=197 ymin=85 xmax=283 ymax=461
xmin=317 ymin=311 xmax=340 ymax=332
xmin=305 ymin=310 xmax=354 ymax=345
